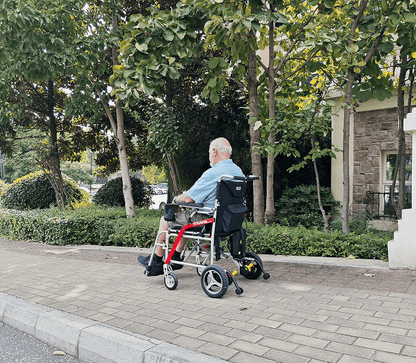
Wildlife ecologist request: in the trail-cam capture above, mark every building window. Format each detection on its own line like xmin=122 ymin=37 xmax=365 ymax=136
xmin=382 ymin=152 xmax=412 ymax=215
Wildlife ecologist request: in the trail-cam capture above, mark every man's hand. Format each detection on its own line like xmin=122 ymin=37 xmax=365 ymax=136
xmin=173 ymin=192 xmax=194 ymax=204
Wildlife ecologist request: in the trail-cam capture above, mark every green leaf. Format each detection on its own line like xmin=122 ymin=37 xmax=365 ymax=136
xmin=201 ymin=87 xmax=209 ymax=99
xmin=169 ymin=67 xmax=180 ymax=79
xmin=308 ymin=62 xmax=325 ymax=72
xmin=218 ymin=58 xmax=228 ymax=68
xmin=377 ymin=42 xmax=394 ymax=55
xmin=323 ymin=0 xmax=335 ymax=8
xmin=135 ymin=43 xmax=148 ymax=52
xmin=164 ymin=30 xmax=174 ymax=42
xmin=207 ymin=78 xmax=217 ymax=88
xmin=355 ymin=90 xmax=372 ymax=102
xmin=404 ymin=12 xmax=416 ymax=23
xmin=176 ymin=31 xmax=186 ymax=40
xmin=210 ymin=91 xmax=219 ymax=103
xmin=123 ymin=70 xmax=135 ymax=78
xmin=253 ymin=121 xmax=262 ymax=130
xmin=208 ymin=58 xmax=219 ymax=69
xmin=372 ymin=88 xmax=391 ymax=101
xmin=141 ymin=83 xmax=154 ymax=95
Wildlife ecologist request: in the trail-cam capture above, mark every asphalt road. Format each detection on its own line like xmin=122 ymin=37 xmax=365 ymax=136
xmin=0 ymin=323 xmax=79 ymax=363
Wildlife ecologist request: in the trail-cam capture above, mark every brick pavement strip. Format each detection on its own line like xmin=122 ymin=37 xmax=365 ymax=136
xmin=1 ymin=241 xmax=416 ymax=362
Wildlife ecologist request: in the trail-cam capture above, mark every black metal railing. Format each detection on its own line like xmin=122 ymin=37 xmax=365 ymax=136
xmin=366 ymin=190 xmax=411 ymax=219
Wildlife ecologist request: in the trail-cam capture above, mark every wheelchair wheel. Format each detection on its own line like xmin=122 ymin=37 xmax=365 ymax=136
xmin=240 ymin=252 xmax=263 ymax=280
xmin=164 ymin=272 xmax=178 ymax=290
xmin=200 ymin=265 xmax=229 ymax=298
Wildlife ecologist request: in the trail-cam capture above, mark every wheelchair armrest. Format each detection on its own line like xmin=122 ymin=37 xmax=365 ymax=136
xmin=177 ymin=202 xmax=204 ymax=208
xmin=176 ymin=202 xmax=214 ymax=216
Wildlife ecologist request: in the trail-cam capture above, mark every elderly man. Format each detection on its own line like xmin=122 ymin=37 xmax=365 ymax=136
xmin=137 ymin=137 xmax=244 ymax=276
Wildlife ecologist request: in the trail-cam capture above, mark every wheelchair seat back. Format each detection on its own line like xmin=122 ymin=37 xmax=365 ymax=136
xmin=214 ymin=179 xmax=248 ymax=236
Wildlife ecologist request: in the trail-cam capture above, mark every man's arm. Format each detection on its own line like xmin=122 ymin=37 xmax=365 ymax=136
xmin=173 ymin=192 xmax=194 ymax=204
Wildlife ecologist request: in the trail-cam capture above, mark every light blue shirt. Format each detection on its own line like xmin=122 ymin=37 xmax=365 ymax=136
xmin=187 ymin=159 xmax=244 ymax=208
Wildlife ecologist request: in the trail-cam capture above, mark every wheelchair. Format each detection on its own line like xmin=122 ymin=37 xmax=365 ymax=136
xmin=143 ymin=175 xmax=270 ymax=298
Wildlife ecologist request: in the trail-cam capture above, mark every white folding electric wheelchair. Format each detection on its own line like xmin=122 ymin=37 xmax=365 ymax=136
xmin=143 ymin=175 xmax=270 ymax=298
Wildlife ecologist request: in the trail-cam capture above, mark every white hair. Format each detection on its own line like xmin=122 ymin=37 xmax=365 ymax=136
xmin=210 ymin=137 xmax=232 ymax=155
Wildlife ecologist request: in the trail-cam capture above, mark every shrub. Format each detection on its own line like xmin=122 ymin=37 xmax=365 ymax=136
xmin=0 ymin=205 xmax=391 ymax=260
xmin=0 ymin=171 xmax=83 ymax=210
xmin=329 ymin=213 xmax=371 ymax=235
xmin=92 ymin=177 xmax=152 ymax=208
xmin=0 ymin=180 xmax=8 ymax=197
xmin=244 ymin=222 xmax=390 ymax=261
xmin=0 ymin=206 xmax=161 ymax=246
xmin=275 ymin=184 xmax=340 ymax=229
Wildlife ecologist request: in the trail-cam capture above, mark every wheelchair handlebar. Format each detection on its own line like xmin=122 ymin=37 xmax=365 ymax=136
xmin=246 ymin=175 xmax=260 ymax=181
xmin=233 ymin=176 xmax=246 ymax=181
xmin=218 ymin=175 xmax=260 ymax=182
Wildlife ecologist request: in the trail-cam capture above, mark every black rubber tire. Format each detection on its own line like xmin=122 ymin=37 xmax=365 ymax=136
xmin=164 ymin=272 xmax=178 ymax=290
xmin=200 ymin=265 xmax=229 ymax=298
xmin=240 ymin=252 xmax=263 ymax=280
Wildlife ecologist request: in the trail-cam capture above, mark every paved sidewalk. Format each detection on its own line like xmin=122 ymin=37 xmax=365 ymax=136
xmin=1 ymin=238 xmax=416 ymax=363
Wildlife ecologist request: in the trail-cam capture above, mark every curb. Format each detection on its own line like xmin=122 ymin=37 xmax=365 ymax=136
xmin=0 ymin=292 xmax=227 ymax=363
xmin=76 ymin=245 xmax=390 ymax=270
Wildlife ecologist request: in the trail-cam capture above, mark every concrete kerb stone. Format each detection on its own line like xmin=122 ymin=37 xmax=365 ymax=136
xmin=36 ymin=309 xmax=97 ymax=357
xmin=1 ymin=292 xmax=50 ymax=337
xmin=0 ymin=292 xmax=228 ymax=363
xmin=144 ymin=342 xmax=228 ymax=363
xmin=78 ymin=324 xmax=155 ymax=363
xmin=0 ymin=292 xmax=10 ymax=321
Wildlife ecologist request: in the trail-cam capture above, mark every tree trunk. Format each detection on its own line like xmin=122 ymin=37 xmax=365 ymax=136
xmin=341 ymin=68 xmax=355 ymax=234
xmin=166 ymin=153 xmax=182 ymax=197
xmin=46 ymin=79 xmax=70 ymax=209
xmin=248 ymin=50 xmax=264 ymax=224
xmin=165 ymin=75 xmax=182 ymax=201
xmin=96 ymin=13 xmax=135 ymax=218
xmin=340 ymin=0 xmax=370 ymax=234
xmin=115 ymin=101 xmax=135 ymax=218
xmin=265 ymin=19 xmax=275 ymax=226
xmin=310 ymin=135 xmax=330 ymax=233
xmin=391 ymin=60 xmax=407 ymax=219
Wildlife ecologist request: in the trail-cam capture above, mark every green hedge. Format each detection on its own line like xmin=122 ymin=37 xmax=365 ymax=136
xmin=0 ymin=206 xmax=392 ymax=260
xmin=0 ymin=180 xmax=8 ymax=196
xmin=1 ymin=172 xmax=83 ymax=210
xmin=92 ymin=177 xmax=152 ymax=208
xmin=0 ymin=207 xmax=161 ymax=247
xmin=244 ymin=223 xmax=390 ymax=260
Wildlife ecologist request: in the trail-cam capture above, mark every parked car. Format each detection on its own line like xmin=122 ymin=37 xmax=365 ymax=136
xmin=152 ymin=183 xmax=168 ymax=195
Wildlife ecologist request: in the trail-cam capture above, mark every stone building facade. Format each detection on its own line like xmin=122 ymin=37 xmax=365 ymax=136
xmin=353 ymin=107 xmax=412 ymax=216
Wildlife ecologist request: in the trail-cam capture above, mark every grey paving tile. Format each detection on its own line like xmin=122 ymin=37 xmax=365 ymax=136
xmin=258 ymin=337 xmax=299 ymax=352
xmin=228 ymin=339 xmax=270 ymax=356
xmin=287 ymin=334 xmax=329 ymax=349
xmin=326 ymin=341 xmax=374 ymax=359
xmin=372 ymin=351 xmax=416 ymax=363
xmin=354 ymin=337 xmax=403 ymax=353
xmin=278 ymin=323 xmax=316 ymax=336
xmin=294 ymin=345 xmax=342 ymax=362
xmin=198 ymin=342 xmax=239 ymax=361
xmin=2 ymin=242 xmax=416 ymax=363
xmin=230 ymin=351 xmax=276 ymax=363
xmin=264 ymin=349 xmax=316 ymax=363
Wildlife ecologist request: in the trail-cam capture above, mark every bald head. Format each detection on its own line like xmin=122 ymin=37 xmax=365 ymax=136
xmin=210 ymin=137 xmax=232 ymax=156
xmin=209 ymin=137 xmax=232 ymax=167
